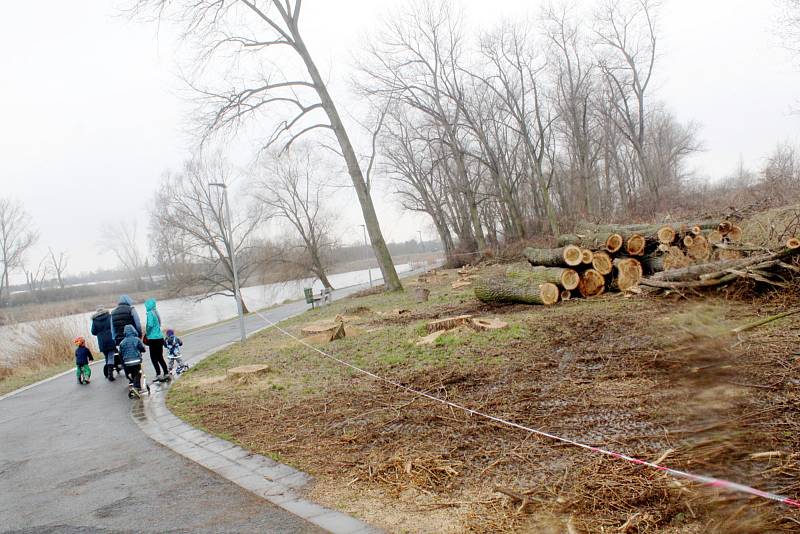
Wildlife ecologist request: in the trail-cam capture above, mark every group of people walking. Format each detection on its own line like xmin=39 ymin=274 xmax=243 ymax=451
xmin=74 ymin=295 xmax=185 ymax=396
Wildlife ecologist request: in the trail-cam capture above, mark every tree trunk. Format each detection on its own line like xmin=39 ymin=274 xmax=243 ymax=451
xmin=523 ymin=246 xmax=583 ymax=267
xmin=474 ymin=277 xmax=559 ymax=305
xmin=591 ymin=251 xmax=613 ymax=275
xmin=577 ymin=269 xmax=605 ymax=297
xmin=291 ymin=34 xmax=402 ymax=291
xmin=611 ymin=258 xmax=643 ymax=291
xmin=506 ymin=263 xmax=579 ymax=290
xmin=557 ymin=232 xmax=623 ymax=254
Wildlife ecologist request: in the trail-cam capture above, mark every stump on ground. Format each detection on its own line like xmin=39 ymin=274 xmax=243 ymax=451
xmin=227 ymin=364 xmax=271 ymax=383
xmin=414 ymin=287 xmax=430 ymax=302
xmin=471 ymin=317 xmax=509 ymax=331
xmin=301 ymin=320 xmax=346 ymax=341
xmin=426 ymin=315 xmax=474 ymax=333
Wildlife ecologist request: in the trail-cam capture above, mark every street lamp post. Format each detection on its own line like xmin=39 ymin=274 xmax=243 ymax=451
xmin=359 ymin=224 xmax=373 ymax=287
xmin=209 ymin=182 xmax=246 ymax=343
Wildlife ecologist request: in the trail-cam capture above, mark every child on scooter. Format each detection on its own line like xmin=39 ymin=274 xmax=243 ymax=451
xmin=73 ymin=336 xmax=94 ymax=385
xmin=165 ymin=328 xmax=188 ymax=375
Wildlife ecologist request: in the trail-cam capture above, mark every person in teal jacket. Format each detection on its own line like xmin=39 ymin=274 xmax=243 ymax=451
xmin=144 ymin=298 xmax=169 ymax=382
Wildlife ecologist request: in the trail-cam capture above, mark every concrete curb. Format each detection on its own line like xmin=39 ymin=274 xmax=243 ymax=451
xmin=131 ymin=315 xmax=386 ymax=534
xmin=133 ymin=377 xmax=382 ymax=534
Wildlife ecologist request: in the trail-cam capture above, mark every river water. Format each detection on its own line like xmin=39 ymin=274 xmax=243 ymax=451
xmin=0 ymin=263 xmax=417 ymax=365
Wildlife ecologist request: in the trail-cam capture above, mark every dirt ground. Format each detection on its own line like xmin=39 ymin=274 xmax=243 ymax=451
xmin=168 ymin=268 xmax=800 ymax=533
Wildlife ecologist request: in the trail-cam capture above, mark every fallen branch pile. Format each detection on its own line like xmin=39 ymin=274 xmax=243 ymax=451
xmin=475 ymin=219 xmax=800 ymax=305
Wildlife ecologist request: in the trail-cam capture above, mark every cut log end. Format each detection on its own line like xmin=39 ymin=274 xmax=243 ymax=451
xmin=690 ymin=225 xmax=703 ymax=236
xmin=614 ymin=258 xmax=643 ymax=291
xmin=560 ymin=290 xmax=572 ymax=301
xmin=707 ymin=230 xmax=723 ymax=245
xmin=718 ymin=221 xmax=733 ymax=235
xmin=539 ymin=283 xmax=560 ymax=305
xmin=563 ymin=245 xmax=583 ymax=266
xmin=683 ymin=235 xmax=694 ymax=248
xmin=625 ymin=234 xmax=646 ymax=256
xmin=786 ymin=237 xmax=800 ymax=249
xmin=658 ymin=226 xmax=676 ymax=244
xmin=687 ymin=234 xmax=711 ymax=261
xmin=605 ymin=233 xmax=623 ymax=254
xmin=728 ymin=225 xmax=743 ymax=242
xmin=578 ymin=269 xmax=606 ymax=298
xmin=592 ymin=251 xmax=613 ymax=275
xmin=581 ymin=249 xmax=594 ymax=264
xmin=561 ymin=269 xmax=580 ymax=291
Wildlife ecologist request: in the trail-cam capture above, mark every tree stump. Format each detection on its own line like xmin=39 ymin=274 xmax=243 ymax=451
xmin=414 ymin=287 xmax=431 ymax=302
xmin=426 ymin=315 xmax=473 ymax=333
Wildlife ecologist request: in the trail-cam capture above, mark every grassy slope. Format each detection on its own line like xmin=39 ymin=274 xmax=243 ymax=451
xmin=167 ymin=269 xmax=800 ymax=533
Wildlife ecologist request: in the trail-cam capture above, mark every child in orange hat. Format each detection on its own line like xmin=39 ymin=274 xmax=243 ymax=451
xmin=73 ymin=336 xmax=94 ymax=385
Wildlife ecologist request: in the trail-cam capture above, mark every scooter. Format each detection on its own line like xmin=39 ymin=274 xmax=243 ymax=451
xmin=127 ymin=369 xmax=152 ymax=399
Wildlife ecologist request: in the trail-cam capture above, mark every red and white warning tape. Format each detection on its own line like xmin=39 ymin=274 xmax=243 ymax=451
xmin=253 ymin=310 xmax=800 ymax=509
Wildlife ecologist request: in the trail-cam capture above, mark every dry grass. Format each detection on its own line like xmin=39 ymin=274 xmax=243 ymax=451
xmin=166 ymin=268 xmax=800 ymax=533
xmin=0 ymin=318 xmax=98 ymax=396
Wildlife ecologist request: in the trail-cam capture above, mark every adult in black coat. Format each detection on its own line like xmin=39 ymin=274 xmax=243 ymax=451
xmin=91 ymin=306 xmax=119 ymax=380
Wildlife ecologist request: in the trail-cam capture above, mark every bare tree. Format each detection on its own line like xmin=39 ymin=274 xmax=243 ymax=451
xmin=360 ymin=0 xmax=491 ymax=250
xmin=103 ymin=222 xmax=146 ymax=288
xmin=48 ymin=248 xmax=69 ymax=290
xmin=129 ymin=0 xmax=402 ymax=291
xmin=23 ymin=255 xmax=49 ymax=300
xmin=253 ymin=147 xmax=336 ymax=289
xmin=780 ymin=0 xmax=800 ymax=53
xmin=595 ymin=0 xmax=660 ymax=205
xmin=0 ymin=198 xmax=38 ymax=304
xmin=153 ymin=156 xmax=267 ymax=311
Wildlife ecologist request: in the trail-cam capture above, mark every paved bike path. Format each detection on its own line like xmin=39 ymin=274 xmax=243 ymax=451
xmin=0 ymin=280 xmax=392 ymax=533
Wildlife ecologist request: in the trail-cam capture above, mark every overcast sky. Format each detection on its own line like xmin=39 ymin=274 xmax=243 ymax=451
xmin=1 ymin=0 xmax=799 ymax=277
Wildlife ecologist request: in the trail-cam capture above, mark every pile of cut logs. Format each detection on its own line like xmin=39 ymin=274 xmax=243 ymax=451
xmin=475 ymin=220 xmax=800 ymax=305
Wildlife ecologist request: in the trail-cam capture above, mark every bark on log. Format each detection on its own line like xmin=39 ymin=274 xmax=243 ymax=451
xmin=507 ymin=263 xmax=579 ymax=290
xmin=557 ymin=233 xmax=623 ymax=253
xmin=523 ymin=246 xmax=582 ymax=267
xmin=641 ymin=254 xmax=665 ymax=273
xmin=577 ymin=269 xmax=605 ymax=297
xmin=474 ymin=278 xmax=560 ymax=305
xmin=592 ymin=251 xmax=613 ymax=275
xmin=575 ymin=220 xmax=719 ymax=235
xmin=612 ymin=258 xmax=643 ymax=291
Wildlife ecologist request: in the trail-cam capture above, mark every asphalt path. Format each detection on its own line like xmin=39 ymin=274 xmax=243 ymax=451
xmin=0 ymin=277 xmax=406 ymax=534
